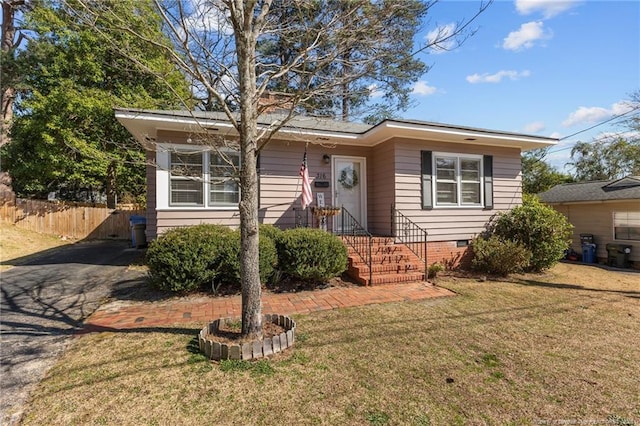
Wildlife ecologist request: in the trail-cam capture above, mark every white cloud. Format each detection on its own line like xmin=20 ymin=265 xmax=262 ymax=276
xmin=425 ymin=23 xmax=457 ymax=54
xmin=502 ymin=21 xmax=551 ymax=51
xmin=412 ymin=80 xmax=438 ymax=96
xmin=562 ymin=101 xmax=635 ymax=127
xmin=368 ymin=84 xmax=384 ymax=98
xmin=515 ymin=0 xmax=581 ymax=19
xmin=524 ymin=121 xmax=545 ymax=133
xmin=185 ymin=0 xmax=233 ymax=35
xmin=549 ymin=131 xmax=562 ymax=139
xmin=466 ymin=70 xmax=531 ymax=84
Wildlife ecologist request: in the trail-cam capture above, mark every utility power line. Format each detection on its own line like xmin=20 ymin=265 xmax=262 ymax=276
xmin=557 ymin=105 xmax=640 ymax=142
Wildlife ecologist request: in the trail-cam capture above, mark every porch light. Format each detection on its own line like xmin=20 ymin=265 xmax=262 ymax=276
xmin=322 ymin=154 xmax=331 ymax=164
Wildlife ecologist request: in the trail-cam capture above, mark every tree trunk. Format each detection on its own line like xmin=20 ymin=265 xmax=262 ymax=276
xmin=106 ymin=160 xmax=117 ymax=208
xmin=1 ymin=1 xmax=21 ymax=147
xmin=341 ymin=81 xmax=349 ymax=122
xmin=233 ymin=2 xmax=262 ymax=340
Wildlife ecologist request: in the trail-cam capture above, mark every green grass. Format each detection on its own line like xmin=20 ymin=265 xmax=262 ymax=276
xmin=21 ymin=263 xmax=640 ymax=425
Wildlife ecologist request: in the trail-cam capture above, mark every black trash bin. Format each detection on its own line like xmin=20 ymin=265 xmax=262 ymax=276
xmin=129 ymin=215 xmax=147 ymax=248
xmin=605 ymin=243 xmax=632 ymax=268
xmin=580 ymin=234 xmax=594 ymax=244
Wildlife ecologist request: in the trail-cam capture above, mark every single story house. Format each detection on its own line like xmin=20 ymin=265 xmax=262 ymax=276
xmin=116 ymin=108 xmax=556 ymax=283
xmin=538 ymin=176 xmax=640 ymax=268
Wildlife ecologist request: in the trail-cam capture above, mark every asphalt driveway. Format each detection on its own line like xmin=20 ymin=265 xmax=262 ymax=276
xmin=0 ymin=240 xmax=146 ymax=425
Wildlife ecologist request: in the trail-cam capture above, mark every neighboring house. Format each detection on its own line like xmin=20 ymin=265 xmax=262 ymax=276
xmin=538 ymin=177 xmax=640 ymax=268
xmin=116 ymin=108 xmax=556 ymax=283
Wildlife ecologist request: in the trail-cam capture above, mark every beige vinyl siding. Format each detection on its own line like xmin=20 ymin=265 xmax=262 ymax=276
xmin=392 ymin=138 xmax=522 ymax=242
xmin=551 ymin=201 xmax=639 ymax=262
xmin=260 ymin=141 xmax=369 ymax=229
xmin=368 ymin=140 xmax=396 ymax=235
xmin=149 ymin=130 xmax=524 ymax=241
xmin=145 ymin=150 xmax=158 ymax=239
xmin=152 ymin=130 xmax=240 ymax=237
xmin=151 ymin=134 xmax=372 ymax=236
xmin=155 ymin=210 xmax=240 ymax=236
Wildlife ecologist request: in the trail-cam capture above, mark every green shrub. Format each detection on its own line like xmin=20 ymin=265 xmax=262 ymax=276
xmin=471 ymin=235 xmax=532 ymax=276
xmin=427 ymin=262 xmax=445 ymax=280
xmin=491 ymin=195 xmax=573 ymax=272
xmin=277 ymin=228 xmax=348 ymax=281
xmin=259 ymin=224 xmax=283 ymax=245
xmin=259 ymin=224 xmax=283 ymax=269
xmin=146 ymin=224 xmax=231 ymax=293
xmin=216 ymin=230 xmax=278 ymax=286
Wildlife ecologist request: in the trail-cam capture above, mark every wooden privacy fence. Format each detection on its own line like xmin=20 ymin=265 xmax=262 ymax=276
xmin=0 ymin=198 xmax=145 ymax=240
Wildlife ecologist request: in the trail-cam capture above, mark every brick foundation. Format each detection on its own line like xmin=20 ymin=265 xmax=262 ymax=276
xmin=426 ymin=241 xmax=473 ymax=269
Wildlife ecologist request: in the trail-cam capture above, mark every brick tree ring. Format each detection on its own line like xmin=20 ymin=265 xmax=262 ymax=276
xmin=198 ymin=314 xmax=296 ymax=361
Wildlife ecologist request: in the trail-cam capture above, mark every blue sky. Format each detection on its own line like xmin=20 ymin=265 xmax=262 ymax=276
xmin=403 ymin=0 xmax=640 ymax=172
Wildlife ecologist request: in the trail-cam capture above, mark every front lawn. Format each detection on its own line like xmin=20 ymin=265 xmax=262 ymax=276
xmin=22 ymin=263 xmax=640 ymax=425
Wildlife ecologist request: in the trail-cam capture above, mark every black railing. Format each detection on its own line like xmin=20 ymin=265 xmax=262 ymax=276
xmin=292 ymin=206 xmax=311 ymax=228
xmin=391 ymin=204 xmax=428 ymax=278
xmin=336 ymin=207 xmax=373 ymax=285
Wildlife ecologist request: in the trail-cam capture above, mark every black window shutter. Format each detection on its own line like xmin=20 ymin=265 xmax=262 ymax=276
xmin=421 ymin=151 xmax=433 ymax=210
xmin=483 ymin=155 xmax=493 ymax=209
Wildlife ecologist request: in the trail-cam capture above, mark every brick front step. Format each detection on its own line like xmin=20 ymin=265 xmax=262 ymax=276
xmin=343 ymin=237 xmax=426 ymax=286
xmin=347 ymin=246 xmax=404 ymax=256
xmin=350 ymin=253 xmax=416 ymax=264
xmin=349 ymin=262 xmax=422 ymax=275
xmin=354 ymin=272 xmax=425 ymax=286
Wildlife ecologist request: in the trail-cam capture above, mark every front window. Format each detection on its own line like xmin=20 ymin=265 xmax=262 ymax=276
xmin=434 ymin=154 xmax=482 ymax=207
xmin=170 ymin=152 xmax=203 ymax=206
xmin=614 ymin=211 xmax=640 ymax=241
xmin=167 ymin=148 xmax=240 ymax=208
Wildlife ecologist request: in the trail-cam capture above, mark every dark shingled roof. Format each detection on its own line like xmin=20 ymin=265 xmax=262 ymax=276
xmin=538 ymin=176 xmax=640 ymax=203
xmin=116 ymin=109 xmax=372 ymax=134
xmin=113 ymin=108 xmax=558 ymax=142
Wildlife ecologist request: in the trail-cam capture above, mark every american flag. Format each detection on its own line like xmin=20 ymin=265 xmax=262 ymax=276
xmin=299 ymin=151 xmax=312 ymax=210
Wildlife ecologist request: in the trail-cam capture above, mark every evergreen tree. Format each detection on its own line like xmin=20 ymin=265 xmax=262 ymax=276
xmin=1 ymin=0 xmax=190 ymax=205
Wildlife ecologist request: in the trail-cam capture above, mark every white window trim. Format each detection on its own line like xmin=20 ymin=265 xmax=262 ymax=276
xmin=156 ymin=143 xmax=241 ymax=211
xmin=432 ymin=152 xmax=484 ymax=208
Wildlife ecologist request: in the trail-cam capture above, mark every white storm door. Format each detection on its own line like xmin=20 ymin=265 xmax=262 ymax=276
xmin=333 ymin=156 xmax=367 ymax=231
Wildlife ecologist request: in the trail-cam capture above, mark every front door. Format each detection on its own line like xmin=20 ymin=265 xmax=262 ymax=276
xmin=333 ymin=156 xmax=367 ymax=232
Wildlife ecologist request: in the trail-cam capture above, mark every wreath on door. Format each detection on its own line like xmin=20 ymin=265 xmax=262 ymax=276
xmin=338 ymin=166 xmax=359 ymax=190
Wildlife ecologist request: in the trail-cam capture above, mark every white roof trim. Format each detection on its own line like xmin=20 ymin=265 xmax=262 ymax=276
xmin=115 ymin=109 xmax=557 ymax=151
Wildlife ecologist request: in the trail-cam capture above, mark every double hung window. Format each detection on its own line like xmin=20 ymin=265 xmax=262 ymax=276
xmin=167 ymin=148 xmax=241 ymax=208
xmin=421 ymin=151 xmax=492 ymax=209
xmin=170 ymin=152 xmax=204 ymax=206
xmin=209 ymin=151 xmax=240 ymax=206
xmin=434 ymin=154 xmax=482 ymax=207
xmin=613 ymin=211 xmax=640 ymax=241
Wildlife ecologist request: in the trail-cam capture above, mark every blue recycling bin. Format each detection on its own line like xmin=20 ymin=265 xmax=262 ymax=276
xmin=129 ymin=215 xmax=147 ymax=248
xmin=581 ymin=243 xmax=596 ymax=264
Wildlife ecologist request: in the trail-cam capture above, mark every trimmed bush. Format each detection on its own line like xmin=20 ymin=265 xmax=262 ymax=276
xmin=216 ymin=230 xmax=278 ymax=287
xmin=259 ymin=224 xmax=283 ymax=246
xmin=146 ymin=224 xmax=231 ymax=293
xmin=471 ymin=235 xmax=532 ymax=276
xmin=277 ymin=228 xmax=348 ymax=281
xmin=491 ymin=195 xmax=573 ymax=272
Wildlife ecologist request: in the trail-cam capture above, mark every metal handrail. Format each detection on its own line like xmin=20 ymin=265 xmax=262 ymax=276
xmin=336 ymin=207 xmax=373 ymax=285
xmin=391 ymin=204 xmax=428 ymax=278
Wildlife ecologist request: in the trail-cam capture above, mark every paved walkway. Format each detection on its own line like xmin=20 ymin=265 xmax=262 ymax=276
xmin=84 ymin=282 xmax=455 ymax=331
xmin=1 ymin=241 xmax=145 ymax=426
